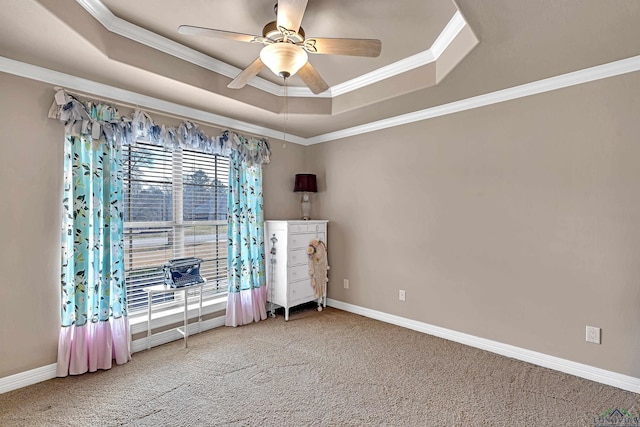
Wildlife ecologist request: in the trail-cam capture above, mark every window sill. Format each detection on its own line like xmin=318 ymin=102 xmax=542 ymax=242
xmin=129 ymin=293 xmax=228 ymax=337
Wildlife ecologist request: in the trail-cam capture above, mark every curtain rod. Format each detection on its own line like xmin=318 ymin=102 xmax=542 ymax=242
xmin=52 ymin=86 xmax=268 ymax=141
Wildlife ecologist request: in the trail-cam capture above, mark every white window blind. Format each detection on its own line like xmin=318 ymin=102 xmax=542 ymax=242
xmin=123 ymin=142 xmax=228 ymax=313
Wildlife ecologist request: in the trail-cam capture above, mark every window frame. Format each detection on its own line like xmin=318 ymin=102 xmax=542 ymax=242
xmin=122 ymin=142 xmax=229 ymax=316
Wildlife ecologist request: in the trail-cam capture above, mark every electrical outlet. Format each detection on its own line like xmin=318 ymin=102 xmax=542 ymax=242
xmin=399 ymin=290 xmax=406 ymax=301
xmin=343 ymin=279 xmax=349 ymax=289
xmin=586 ymin=326 xmax=601 ymax=344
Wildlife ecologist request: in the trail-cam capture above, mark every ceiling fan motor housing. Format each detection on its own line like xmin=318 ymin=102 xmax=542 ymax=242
xmin=262 ymin=21 xmax=305 ymax=44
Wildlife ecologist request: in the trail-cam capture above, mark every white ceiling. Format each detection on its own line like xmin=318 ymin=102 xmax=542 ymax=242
xmin=1 ymin=0 xmax=639 ymax=143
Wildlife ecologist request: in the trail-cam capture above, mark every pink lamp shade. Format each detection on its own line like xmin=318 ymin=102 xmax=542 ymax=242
xmin=294 ymin=174 xmax=317 ymax=193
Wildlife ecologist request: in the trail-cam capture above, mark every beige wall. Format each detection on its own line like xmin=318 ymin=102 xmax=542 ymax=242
xmin=263 ymin=140 xmax=307 ymax=221
xmin=2 ymin=68 xmax=640 ymax=382
xmin=0 ymin=72 xmax=303 ymax=378
xmin=308 ymin=71 xmax=640 ymax=377
xmin=0 ymin=74 xmax=63 ymax=378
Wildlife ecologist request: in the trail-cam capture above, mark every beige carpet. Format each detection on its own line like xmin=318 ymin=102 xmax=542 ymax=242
xmin=0 ymin=306 xmax=638 ymax=426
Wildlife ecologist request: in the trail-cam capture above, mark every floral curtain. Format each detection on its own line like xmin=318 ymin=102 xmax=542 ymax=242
xmin=50 ymin=89 xmax=272 ymax=364
xmin=56 ymin=132 xmax=130 ymax=376
xmin=225 ymin=135 xmax=268 ymax=327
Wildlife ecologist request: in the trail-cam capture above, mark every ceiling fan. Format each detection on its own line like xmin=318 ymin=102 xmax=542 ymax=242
xmin=178 ymin=0 xmax=382 ymax=94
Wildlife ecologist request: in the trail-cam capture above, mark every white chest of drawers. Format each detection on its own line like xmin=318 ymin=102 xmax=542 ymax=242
xmin=265 ymin=220 xmax=328 ymax=321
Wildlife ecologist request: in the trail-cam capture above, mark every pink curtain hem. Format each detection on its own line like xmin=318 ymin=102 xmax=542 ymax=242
xmin=225 ymin=286 xmax=268 ymax=327
xmin=56 ymin=316 xmax=131 ymax=377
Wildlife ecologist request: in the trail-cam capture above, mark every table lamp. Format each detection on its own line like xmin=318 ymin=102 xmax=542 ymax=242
xmin=294 ymin=174 xmax=317 ymax=220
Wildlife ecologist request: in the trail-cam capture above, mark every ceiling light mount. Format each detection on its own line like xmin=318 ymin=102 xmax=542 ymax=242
xmin=262 ymin=21 xmax=305 ymax=44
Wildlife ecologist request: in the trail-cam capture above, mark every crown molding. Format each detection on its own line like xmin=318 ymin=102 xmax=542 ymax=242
xmin=330 ymin=11 xmax=465 ymax=97
xmin=431 ymin=10 xmax=467 ymax=59
xmin=74 ymin=0 xmax=294 ymax=97
xmin=305 ymin=54 xmax=640 ymax=145
xmin=3 ymin=52 xmax=639 ymax=146
xmin=0 ymin=56 xmax=305 ymax=144
xmin=330 ymin=50 xmax=435 ymax=97
xmin=75 ymin=0 xmax=466 ymax=99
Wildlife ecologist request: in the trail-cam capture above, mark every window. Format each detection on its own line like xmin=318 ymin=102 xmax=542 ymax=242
xmin=123 ymin=142 xmax=229 ymax=313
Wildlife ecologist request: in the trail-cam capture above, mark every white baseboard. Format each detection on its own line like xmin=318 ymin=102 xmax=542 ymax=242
xmin=0 ymin=315 xmax=227 ymax=395
xmin=0 ymin=363 xmax=58 ymax=395
xmin=5 ymin=304 xmax=638 ymax=395
xmin=326 ymin=298 xmax=640 ymax=394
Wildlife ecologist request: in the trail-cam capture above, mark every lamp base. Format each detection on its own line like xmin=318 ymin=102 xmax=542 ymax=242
xmin=301 ymin=193 xmax=311 ymax=220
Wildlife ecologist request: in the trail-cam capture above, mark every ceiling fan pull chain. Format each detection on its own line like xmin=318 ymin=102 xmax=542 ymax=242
xmin=283 ymin=78 xmax=288 ymax=148
xmin=282 ymin=77 xmax=288 ymax=148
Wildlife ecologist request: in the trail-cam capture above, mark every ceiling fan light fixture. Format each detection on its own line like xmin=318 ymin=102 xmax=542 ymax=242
xmin=260 ymin=43 xmax=308 ymax=78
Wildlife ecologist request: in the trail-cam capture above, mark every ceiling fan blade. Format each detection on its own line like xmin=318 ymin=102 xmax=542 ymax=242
xmin=178 ymin=25 xmax=259 ymax=43
xmin=297 ymin=62 xmax=329 ymax=94
xmin=304 ymin=38 xmax=382 ymax=57
xmin=228 ymin=57 xmax=266 ymax=89
xmin=277 ymin=0 xmax=308 ymax=33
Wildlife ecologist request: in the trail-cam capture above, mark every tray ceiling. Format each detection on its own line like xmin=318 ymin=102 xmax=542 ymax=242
xmin=1 ymin=1 xmax=639 ymax=142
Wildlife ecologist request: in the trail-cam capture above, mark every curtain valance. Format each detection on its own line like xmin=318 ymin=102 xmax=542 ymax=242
xmin=48 ymin=89 xmax=271 ymax=167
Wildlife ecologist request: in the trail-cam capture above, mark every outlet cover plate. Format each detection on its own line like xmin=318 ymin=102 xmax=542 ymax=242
xmin=399 ymin=290 xmax=406 ymax=301
xmin=586 ymin=326 xmax=601 ymax=344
